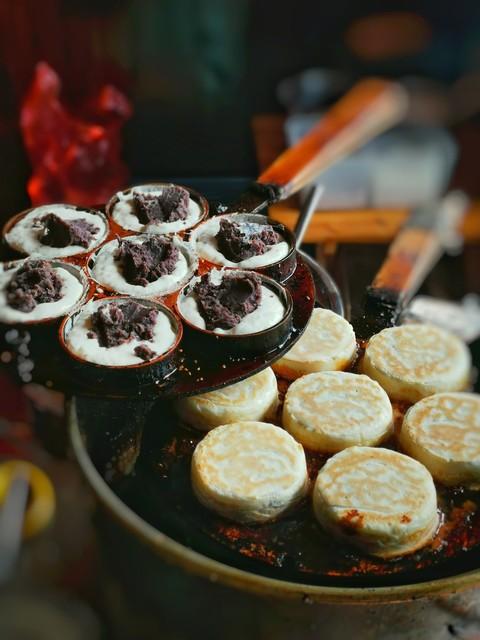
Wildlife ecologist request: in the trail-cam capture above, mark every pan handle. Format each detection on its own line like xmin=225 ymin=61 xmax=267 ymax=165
xmin=257 ymin=78 xmax=408 ymax=200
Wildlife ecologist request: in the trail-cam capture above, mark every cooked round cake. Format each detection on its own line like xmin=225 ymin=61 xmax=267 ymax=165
xmin=0 ymin=260 xmax=86 ymax=324
xmin=363 ymin=324 xmax=472 ymax=403
xmin=177 ymin=268 xmax=285 ymax=335
xmin=64 ymin=297 xmax=178 ymax=366
xmin=313 ymin=446 xmax=439 ymax=558
xmin=90 ymin=234 xmax=197 ymax=297
xmin=191 ymin=421 xmax=308 ymax=523
xmin=108 ymin=184 xmax=203 ymax=234
xmin=4 ymin=204 xmax=108 ymax=259
xmin=399 ymin=392 xmax=480 ymax=486
xmin=283 ymin=371 xmax=393 ymax=453
xmin=190 ymin=214 xmax=290 ymax=268
xmin=273 ymin=308 xmax=356 ymax=379
xmin=176 ymin=367 xmax=278 ymax=431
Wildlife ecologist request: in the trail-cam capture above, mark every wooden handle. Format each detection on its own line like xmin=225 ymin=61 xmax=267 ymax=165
xmin=370 ymin=228 xmax=442 ymax=301
xmin=257 ymin=78 xmax=408 ymax=199
xmin=369 ymin=192 xmax=469 ymax=305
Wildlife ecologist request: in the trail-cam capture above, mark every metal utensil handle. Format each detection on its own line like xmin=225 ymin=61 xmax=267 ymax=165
xmin=257 ymin=78 xmax=408 ymax=200
xmin=294 ymin=184 xmax=325 ymax=248
xmin=0 ymin=469 xmax=30 ymax=585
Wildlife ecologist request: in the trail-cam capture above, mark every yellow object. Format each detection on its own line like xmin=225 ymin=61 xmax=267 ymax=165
xmin=0 ymin=460 xmax=55 ymax=539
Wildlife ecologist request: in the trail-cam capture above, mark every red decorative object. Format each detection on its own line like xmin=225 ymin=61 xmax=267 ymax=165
xmin=20 ymin=62 xmax=132 ymax=206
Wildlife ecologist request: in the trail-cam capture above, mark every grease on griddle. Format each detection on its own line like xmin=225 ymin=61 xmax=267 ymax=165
xmin=107 ymin=344 xmax=480 ymax=583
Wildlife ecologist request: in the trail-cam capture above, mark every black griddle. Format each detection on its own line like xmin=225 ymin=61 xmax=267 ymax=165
xmin=69 ymin=179 xmax=479 ymax=592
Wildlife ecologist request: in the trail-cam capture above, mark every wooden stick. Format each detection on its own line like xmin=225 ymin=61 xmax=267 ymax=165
xmin=257 ymin=79 xmax=408 ymax=198
xmin=369 ymin=192 xmax=469 ymax=305
xmin=267 ymin=202 xmax=480 ymax=244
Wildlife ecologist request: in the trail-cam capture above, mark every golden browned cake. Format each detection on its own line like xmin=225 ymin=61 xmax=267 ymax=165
xmin=191 ymin=421 xmax=308 ymax=523
xmin=282 ymin=371 xmax=393 ymax=453
xmin=363 ymin=324 xmax=471 ymax=403
xmin=313 ymin=446 xmax=439 ymax=558
xmin=176 ymin=367 xmax=278 ymax=431
xmin=273 ymin=308 xmax=356 ymax=380
xmin=399 ymin=392 xmax=480 ymax=486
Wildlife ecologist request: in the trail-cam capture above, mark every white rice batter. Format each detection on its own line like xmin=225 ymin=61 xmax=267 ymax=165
xmin=65 ymin=298 xmax=177 ymax=366
xmin=5 ymin=205 xmax=108 ymax=258
xmin=190 ymin=215 xmax=290 ymax=268
xmin=0 ymin=262 xmax=85 ymax=323
xmin=110 ymin=185 xmax=203 ymax=234
xmin=90 ymin=235 xmax=196 ymax=297
xmin=178 ymin=269 xmax=285 ymax=335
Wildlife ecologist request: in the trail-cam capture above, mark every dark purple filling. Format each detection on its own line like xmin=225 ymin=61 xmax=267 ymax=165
xmin=215 ymin=219 xmax=281 ymax=263
xmin=134 ymin=344 xmax=157 ymax=361
xmin=193 ymin=271 xmax=262 ymax=330
xmin=132 ymin=186 xmax=190 ymax=224
xmin=115 ymin=236 xmax=179 ymax=287
xmin=37 ymin=213 xmax=99 ymax=248
xmin=89 ymin=300 xmax=159 ymax=348
xmin=6 ymin=260 xmax=63 ymax=313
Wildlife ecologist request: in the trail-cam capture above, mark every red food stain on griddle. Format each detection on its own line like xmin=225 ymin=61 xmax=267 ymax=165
xmin=218 ymin=524 xmax=243 ymax=542
xmin=430 ymin=500 xmax=478 ymax=556
xmin=238 ymin=543 xmax=285 ymax=567
xmin=339 ymin=509 xmax=364 ymax=535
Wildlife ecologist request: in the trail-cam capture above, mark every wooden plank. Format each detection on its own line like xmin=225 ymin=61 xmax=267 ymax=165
xmin=268 ymin=202 xmax=480 ymax=244
xmin=257 ymin=80 xmax=407 ymax=198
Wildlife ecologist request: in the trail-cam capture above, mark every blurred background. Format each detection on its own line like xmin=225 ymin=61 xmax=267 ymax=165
xmin=1 ymin=0 xmax=480 ymax=211
xmin=1 ymin=1 xmax=480 ymax=638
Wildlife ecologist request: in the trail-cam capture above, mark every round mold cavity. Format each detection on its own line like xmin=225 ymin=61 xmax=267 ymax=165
xmin=105 ymin=183 xmax=209 ymax=236
xmin=176 ymin=269 xmax=293 ymax=357
xmin=87 ymin=234 xmax=198 ymax=299
xmin=59 ymin=295 xmax=183 ymax=389
xmin=2 ymin=205 xmax=109 ymax=261
xmin=190 ymin=212 xmax=296 ymax=282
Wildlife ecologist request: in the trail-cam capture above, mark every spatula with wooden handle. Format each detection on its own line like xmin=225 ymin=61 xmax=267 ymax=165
xmin=225 ymin=78 xmax=409 ymax=215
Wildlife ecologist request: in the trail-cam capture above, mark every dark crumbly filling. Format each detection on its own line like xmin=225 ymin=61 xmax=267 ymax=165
xmin=132 ymin=186 xmax=189 ymax=224
xmin=193 ymin=271 xmax=262 ymax=330
xmin=6 ymin=260 xmax=63 ymax=313
xmin=89 ymin=300 xmax=159 ymax=348
xmin=37 ymin=213 xmax=99 ymax=248
xmin=215 ymin=219 xmax=281 ymax=263
xmin=134 ymin=344 xmax=157 ymax=361
xmin=115 ymin=236 xmax=179 ymax=287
